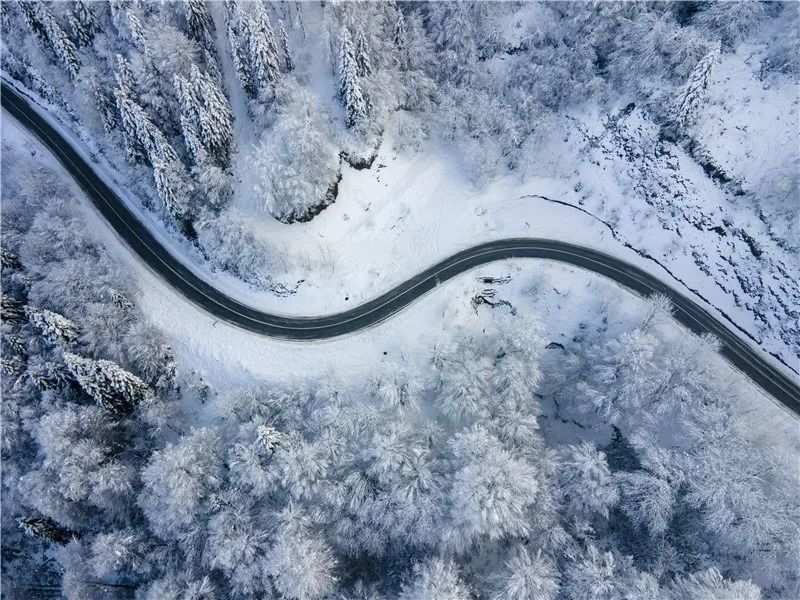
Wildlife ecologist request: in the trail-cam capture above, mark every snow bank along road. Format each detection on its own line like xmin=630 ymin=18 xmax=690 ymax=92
xmin=3 ymin=82 xmax=798 ymax=415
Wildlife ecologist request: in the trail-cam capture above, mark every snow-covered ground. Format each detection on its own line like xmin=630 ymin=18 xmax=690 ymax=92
xmin=4 ymin=114 xmax=796 ymax=444
xmin=3 ymin=43 xmax=797 ymax=377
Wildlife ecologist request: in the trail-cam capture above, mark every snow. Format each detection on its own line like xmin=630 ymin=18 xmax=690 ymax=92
xmin=696 ymin=43 xmax=798 ymax=188
xmin=3 ymin=36 xmax=797 ymax=382
xmin=9 ymin=107 xmax=795 ymax=438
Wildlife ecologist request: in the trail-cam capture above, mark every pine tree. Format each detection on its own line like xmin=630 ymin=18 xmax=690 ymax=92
xmin=393 ymin=10 xmax=408 ymax=69
xmin=675 ymin=42 xmax=720 ymax=128
xmin=24 ymin=306 xmax=79 ymax=345
xmin=19 ymin=517 xmax=78 ymax=545
xmin=114 ymin=76 xmax=148 ymax=164
xmin=338 ymin=28 xmax=368 ymax=129
xmin=1 ymin=248 xmax=22 ymax=270
xmin=393 ymin=10 xmax=406 ymax=49
xmin=175 ymin=64 xmax=234 ymax=168
xmin=93 ymin=79 xmax=118 ymax=133
xmin=2 ymin=295 xmax=27 ymax=324
xmin=355 ymin=30 xmax=372 ymax=77
xmin=64 ymin=352 xmax=152 ymax=416
xmin=126 ymin=9 xmax=148 ymax=54
xmin=278 ymin=20 xmax=294 ymax=72
xmin=247 ymin=2 xmax=281 ymax=94
xmin=225 ymin=1 xmax=256 ymax=97
xmin=152 ymin=157 xmax=192 ymax=219
xmin=16 ymin=1 xmax=47 ymax=44
xmin=27 ymin=359 xmax=72 ymax=391
xmin=68 ymin=0 xmax=95 ymax=47
xmin=185 ymin=0 xmax=214 ymax=48
xmin=33 ymin=3 xmax=82 ymax=80
xmin=490 ymin=546 xmax=559 ymax=600
xmin=114 ymin=71 xmax=180 ymax=167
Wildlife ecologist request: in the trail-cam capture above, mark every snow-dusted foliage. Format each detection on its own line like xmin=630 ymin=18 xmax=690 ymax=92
xmin=64 ymin=353 xmax=151 ymax=415
xmin=338 ymin=27 xmax=369 ymax=130
xmin=24 ymin=306 xmax=79 ymax=345
xmin=674 ymin=42 xmax=721 ymax=128
xmin=250 ymin=82 xmax=340 ymax=222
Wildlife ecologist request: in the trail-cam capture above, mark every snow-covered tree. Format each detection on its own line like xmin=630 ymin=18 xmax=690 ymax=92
xmin=185 ymin=0 xmax=214 ymax=49
xmin=564 ymin=545 xmax=659 ymax=600
xmin=338 ymin=27 xmax=368 ymax=129
xmin=152 ymin=157 xmax=192 ymax=219
xmin=665 ymin=568 xmax=762 ymax=600
xmin=355 ymin=29 xmax=372 ymax=77
xmin=2 ymin=295 xmax=27 ymax=324
xmin=19 ymin=516 xmax=77 ymax=545
xmin=92 ymin=78 xmax=118 ymax=133
xmin=393 ymin=9 xmax=409 ymax=69
xmin=246 ymin=2 xmax=281 ymax=99
xmin=445 ymin=427 xmax=539 ymax=551
xmin=490 ymin=546 xmax=559 ymax=600
xmin=175 ymin=64 xmax=234 ymax=168
xmin=279 ymin=19 xmax=294 ymax=72
xmin=139 ymin=427 xmax=224 ymax=539
xmin=25 ymin=2 xmax=81 ymax=80
xmin=24 ymin=306 xmax=79 ymax=345
xmin=674 ymin=42 xmax=720 ymax=128
xmin=266 ymin=521 xmax=338 ymax=600
xmin=616 ymin=470 xmax=675 ymax=536
xmin=428 ymin=1 xmax=477 ymax=84
xmin=227 ymin=27 xmax=254 ymax=98
xmin=400 ymin=558 xmax=472 ymax=600
xmin=558 ymin=443 xmax=619 ymax=520
xmin=250 ymin=82 xmax=339 ymax=222
xmin=68 ymin=0 xmax=95 ymax=48
xmin=126 ymin=9 xmax=148 ymax=54
xmin=64 ymin=352 xmax=151 ymax=415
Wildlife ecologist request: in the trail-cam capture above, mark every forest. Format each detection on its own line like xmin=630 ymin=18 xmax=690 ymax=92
xmin=3 ymin=133 xmax=799 ymax=598
xmin=2 ymin=1 xmax=799 ymax=599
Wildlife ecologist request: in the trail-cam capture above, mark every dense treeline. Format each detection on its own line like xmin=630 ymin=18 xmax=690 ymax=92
xmin=2 ymin=1 xmax=797 ymax=277
xmin=2 ymin=133 xmax=798 ymax=599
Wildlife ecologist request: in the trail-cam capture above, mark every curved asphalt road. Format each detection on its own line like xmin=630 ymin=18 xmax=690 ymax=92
xmin=3 ymin=82 xmax=798 ymax=414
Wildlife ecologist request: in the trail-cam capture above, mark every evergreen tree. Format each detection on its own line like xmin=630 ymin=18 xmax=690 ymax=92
xmin=1 ymin=248 xmax=22 ymax=270
xmin=114 ymin=69 xmax=180 ymax=167
xmin=393 ymin=10 xmax=408 ymax=69
xmin=19 ymin=517 xmax=78 ymax=545
xmin=225 ymin=1 xmax=255 ymax=97
xmin=16 ymin=1 xmax=47 ymax=44
xmin=126 ymin=9 xmax=148 ymax=54
xmin=64 ymin=352 xmax=152 ymax=416
xmin=175 ymin=64 xmax=234 ymax=168
xmin=24 ymin=2 xmax=81 ymax=80
xmin=355 ymin=29 xmax=372 ymax=77
xmin=666 ymin=568 xmax=761 ymax=600
xmin=93 ymin=79 xmax=118 ymax=133
xmin=246 ymin=2 xmax=281 ymax=96
xmin=338 ymin=28 xmax=368 ymax=129
xmin=279 ymin=19 xmax=294 ymax=72
xmin=185 ymin=0 xmax=214 ymax=48
xmin=152 ymin=157 xmax=192 ymax=219
xmin=675 ymin=41 xmax=720 ymax=127
xmin=400 ymin=558 xmax=472 ymax=600
xmin=557 ymin=443 xmax=619 ymax=520
xmin=24 ymin=306 xmax=79 ymax=345
xmin=68 ymin=0 xmax=95 ymax=48
xmin=2 ymin=295 xmax=27 ymax=324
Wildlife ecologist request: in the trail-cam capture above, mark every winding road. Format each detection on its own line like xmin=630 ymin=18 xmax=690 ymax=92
xmin=2 ymin=82 xmax=798 ymax=414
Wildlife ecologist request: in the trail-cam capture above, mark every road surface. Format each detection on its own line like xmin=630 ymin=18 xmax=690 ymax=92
xmin=2 ymin=82 xmax=798 ymax=414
